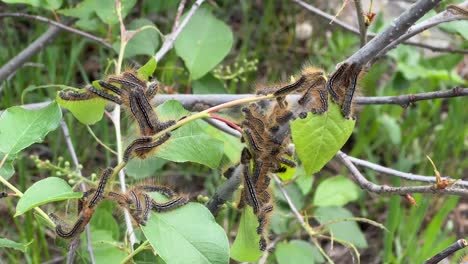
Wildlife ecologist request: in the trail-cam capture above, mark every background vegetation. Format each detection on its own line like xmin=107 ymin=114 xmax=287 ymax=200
xmin=0 ymin=0 xmax=467 ymax=263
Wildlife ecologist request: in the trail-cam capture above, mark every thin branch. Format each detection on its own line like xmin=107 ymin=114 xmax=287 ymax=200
xmin=424 ymin=239 xmax=468 ymax=264
xmin=292 ymin=0 xmax=468 ymax=54
xmin=206 ymin=165 xmax=242 ymax=215
xmin=59 ymin=120 xmax=96 ymax=264
xmin=353 ymin=0 xmax=368 ymax=47
xmin=0 ymin=13 xmax=112 ymax=49
xmin=346 ymin=155 xmax=468 ymax=188
xmin=0 ymin=18 xmax=74 ymax=83
xmin=355 ymin=87 xmax=468 ymax=106
xmin=374 ymin=1 xmax=468 ymax=60
xmin=336 ymin=151 xmax=468 ymax=197
xmin=154 ymin=0 xmax=205 ymax=61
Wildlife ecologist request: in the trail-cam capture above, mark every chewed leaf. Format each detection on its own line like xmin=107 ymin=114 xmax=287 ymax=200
xmin=15 ymin=177 xmax=82 ymax=216
xmin=291 ymin=102 xmax=355 ymax=175
xmin=0 ymin=102 xmax=62 ymax=155
xmin=57 ymin=88 xmax=107 ymax=125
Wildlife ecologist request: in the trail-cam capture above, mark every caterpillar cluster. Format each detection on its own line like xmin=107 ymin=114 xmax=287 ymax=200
xmin=49 ymin=167 xmax=187 ymax=239
xmin=257 ymin=63 xmax=363 ymax=119
xmin=237 ymin=63 xmax=364 ymax=250
xmin=59 ymin=70 xmax=174 ymax=161
xmin=239 ymin=102 xmax=296 ymax=251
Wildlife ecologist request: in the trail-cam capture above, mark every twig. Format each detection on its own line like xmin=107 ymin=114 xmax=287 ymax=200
xmin=172 ymin=0 xmax=187 ymax=32
xmin=291 ymin=0 xmax=468 ymax=54
xmin=346 ymin=155 xmax=468 ymax=188
xmin=336 ymin=151 xmax=468 ymax=197
xmin=59 ymin=120 xmax=96 ymax=264
xmin=374 ymin=1 xmax=468 ymax=60
xmin=353 ymin=0 xmax=367 ymax=47
xmin=347 ymin=0 xmax=444 ymax=66
xmin=206 ymin=165 xmax=242 ymax=215
xmin=424 ymin=239 xmax=468 ymax=264
xmin=0 ymin=13 xmax=112 ymax=49
xmin=0 ymin=18 xmax=74 ymax=83
xmin=154 ymin=0 xmax=205 ymax=61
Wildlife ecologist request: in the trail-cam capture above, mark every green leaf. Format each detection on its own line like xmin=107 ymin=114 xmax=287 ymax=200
xmin=15 ymin=177 xmax=82 ymax=216
xmin=0 ymin=102 xmax=62 ymax=155
xmin=113 ymin=19 xmax=160 ymax=58
xmin=94 ymin=0 xmax=136 ymax=25
xmin=157 ymin=134 xmax=223 ymax=168
xmin=142 ymin=201 xmax=229 ymax=264
xmin=275 ymin=240 xmax=325 ymax=264
xmin=295 ymin=166 xmax=313 ymax=195
xmin=175 ymin=8 xmax=233 ymax=79
xmin=0 ymin=153 xmax=15 ymax=180
xmin=440 ymin=21 xmax=468 ymax=40
xmin=291 ymin=102 xmax=355 ymax=175
xmin=192 ymin=74 xmax=226 ymax=94
xmin=58 ymin=0 xmax=96 ymax=20
xmin=88 ymin=229 xmax=127 ymax=263
xmin=138 ymin=57 xmax=158 ymax=80
xmin=153 ymin=100 xmax=224 ymax=168
xmin=2 ymin=0 xmax=62 ymax=10
xmin=230 ymin=207 xmax=263 ymax=262
xmin=0 ymin=238 xmax=29 ymax=253
xmin=199 ymin=119 xmax=242 ymax=165
xmin=315 ymin=207 xmax=368 ymax=248
xmin=313 ymin=176 xmax=360 ymax=207
xmin=274 ymin=183 xmax=305 ymax=210
xmin=125 ymin=156 xmax=167 ymax=179
xmin=57 ymin=87 xmax=107 ymax=125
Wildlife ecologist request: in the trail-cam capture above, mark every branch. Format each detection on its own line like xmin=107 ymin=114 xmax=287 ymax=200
xmin=150 ymin=87 xmax=468 ymax=110
xmin=60 ymin=120 xmax=96 ymax=264
xmin=0 ymin=13 xmax=112 ymax=49
xmin=0 ymin=18 xmax=75 ymax=83
xmin=347 ymin=0 xmax=444 ymax=65
xmin=206 ymin=165 xmax=242 ymax=215
xmin=424 ymin=239 xmax=468 ymax=264
xmin=346 ymin=155 xmax=468 ymax=188
xmin=291 ymin=0 xmax=468 ymax=54
xmin=5 ymin=87 xmax=467 ymax=114
xmin=336 ymin=151 xmax=468 ymax=197
xmin=154 ymin=0 xmax=205 ymax=61
xmin=374 ymin=1 xmax=468 ymax=60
